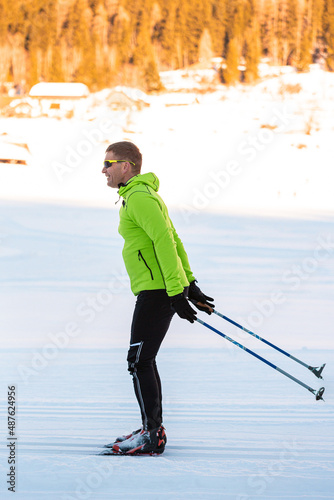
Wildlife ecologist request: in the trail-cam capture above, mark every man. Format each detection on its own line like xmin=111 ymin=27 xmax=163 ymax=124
xmin=102 ymin=141 xmax=214 ymax=455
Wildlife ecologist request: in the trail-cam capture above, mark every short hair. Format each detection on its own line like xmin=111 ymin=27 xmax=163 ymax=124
xmin=105 ymin=141 xmax=142 ymax=174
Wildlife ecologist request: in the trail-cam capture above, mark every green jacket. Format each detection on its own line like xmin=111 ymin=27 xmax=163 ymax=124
xmin=118 ymin=172 xmax=195 ymax=297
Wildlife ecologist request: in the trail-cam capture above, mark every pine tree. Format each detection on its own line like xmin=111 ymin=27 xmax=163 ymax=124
xmin=244 ymin=20 xmax=260 ymax=83
xmin=62 ymin=0 xmax=96 ymax=86
xmin=286 ymin=0 xmax=298 ymax=64
xmin=311 ymin=0 xmax=324 ymax=49
xmin=259 ymin=0 xmax=276 ymax=61
xmin=152 ymin=0 xmax=177 ymax=69
xmin=144 ymin=58 xmax=164 ymax=91
xmin=49 ymin=43 xmax=64 ymax=82
xmin=297 ymin=5 xmax=313 ymax=70
xmin=174 ymin=2 xmax=187 ymax=66
xmin=133 ymin=6 xmax=153 ymax=65
xmin=183 ymin=0 xmax=206 ymax=64
xmin=0 ymin=0 xmax=10 ymax=84
xmin=211 ymin=0 xmax=227 ymax=56
xmin=129 ymin=1 xmax=163 ymax=91
xmin=4 ymin=0 xmax=334 ymax=91
xmin=25 ymin=0 xmax=58 ymax=84
xmin=112 ymin=6 xmax=132 ymax=67
xmin=0 ymin=0 xmax=8 ymax=41
xmin=298 ymin=28 xmax=312 ymax=70
xmin=222 ymin=37 xmax=240 ymax=84
xmin=198 ymin=28 xmax=214 ymax=62
xmin=323 ymin=0 xmax=334 ymax=69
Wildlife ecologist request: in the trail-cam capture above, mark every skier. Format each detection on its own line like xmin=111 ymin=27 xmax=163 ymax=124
xmin=102 ymin=141 xmax=214 ymax=455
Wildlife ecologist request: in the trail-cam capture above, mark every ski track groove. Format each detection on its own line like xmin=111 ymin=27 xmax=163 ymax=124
xmin=0 ymin=346 xmax=333 ymax=498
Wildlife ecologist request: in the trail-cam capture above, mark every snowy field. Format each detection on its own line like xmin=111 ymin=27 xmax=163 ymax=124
xmin=1 ymin=203 xmax=333 ymax=499
xmin=1 ymin=67 xmax=334 ymax=216
xmin=1 ymin=68 xmax=334 ymax=498
xmin=0 ymin=347 xmax=333 ymax=500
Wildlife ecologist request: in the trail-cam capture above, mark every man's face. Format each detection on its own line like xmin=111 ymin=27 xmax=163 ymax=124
xmin=102 ymin=151 xmax=127 ymax=189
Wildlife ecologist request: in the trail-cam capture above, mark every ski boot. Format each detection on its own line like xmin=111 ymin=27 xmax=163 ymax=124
xmin=111 ymin=425 xmax=167 ymax=455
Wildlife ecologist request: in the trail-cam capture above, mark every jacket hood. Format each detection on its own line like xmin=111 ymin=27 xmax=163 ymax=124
xmin=118 ymin=172 xmax=160 ymax=197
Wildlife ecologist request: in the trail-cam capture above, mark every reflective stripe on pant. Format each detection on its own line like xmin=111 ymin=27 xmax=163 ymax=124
xmin=127 ymin=289 xmax=175 ymax=430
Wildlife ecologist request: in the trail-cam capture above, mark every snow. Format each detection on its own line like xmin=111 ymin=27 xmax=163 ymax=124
xmin=257 ymin=63 xmax=297 ymax=79
xmin=113 ymin=86 xmax=152 ymax=105
xmin=1 ymin=69 xmax=334 ymax=216
xmin=0 ymin=142 xmax=30 ymax=163
xmin=1 ymin=69 xmax=334 ymax=498
xmin=0 ymin=347 xmax=333 ymax=499
xmin=29 ymin=83 xmax=90 ymax=98
xmin=160 ymin=68 xmax=218 ymax=90
xmin=1 ymin=201 xmax=333 ymax=498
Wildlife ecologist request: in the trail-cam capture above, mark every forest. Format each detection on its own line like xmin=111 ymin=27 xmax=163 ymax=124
xmin=0 ymin=0 xmax=334 ymax=92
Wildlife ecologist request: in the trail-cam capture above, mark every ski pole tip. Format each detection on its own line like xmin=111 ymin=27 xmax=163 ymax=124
xmin=315 ymin=387 xmax=325 ymax=401
xmin=310 ymin=363 xmax=326 ymax=379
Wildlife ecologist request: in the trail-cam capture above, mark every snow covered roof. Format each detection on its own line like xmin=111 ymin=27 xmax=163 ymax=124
xmin=29 ymin=83 xmax=90 ymax=98
xmin=0 ymin=143 xmax=30 ymax=164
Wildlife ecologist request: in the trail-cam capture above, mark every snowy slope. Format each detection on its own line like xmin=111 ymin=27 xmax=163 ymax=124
xmin=1 ymin=202 xmax=333 ymax=350
xmin=0 ymin=68 xmax=334 ymax=216
xmin=0 ymin=348 xmax=333 ymax=500
xmin=1 ymin=203 xmax=333 ymax=498
xmin=1 ymin=68 xmax=334 ymax=499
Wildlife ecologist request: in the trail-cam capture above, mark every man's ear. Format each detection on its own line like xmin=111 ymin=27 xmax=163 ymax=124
xmin=122 ymin=161 xmax=130 ymax=174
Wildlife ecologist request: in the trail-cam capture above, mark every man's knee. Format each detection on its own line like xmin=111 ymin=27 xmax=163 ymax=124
xmin=127 ymin=341 xmax=144 ymax=374
xmin=128 ymin=358 xmax=153 ymax=374
xmin=127 ymin=341 xmax=154 ymax=374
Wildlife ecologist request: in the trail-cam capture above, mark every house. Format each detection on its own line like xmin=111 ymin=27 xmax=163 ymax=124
xmin=29 ymin=82 xmax=90 ymax=118
xmin=0 ymin=142 xmax=30 ymax=165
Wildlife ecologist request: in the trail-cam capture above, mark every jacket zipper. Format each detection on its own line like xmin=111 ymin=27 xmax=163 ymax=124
xmin=138 ymin=250 xmax=154 ymax=280
xmin=152 ymin=242 xmax=166 ymax=287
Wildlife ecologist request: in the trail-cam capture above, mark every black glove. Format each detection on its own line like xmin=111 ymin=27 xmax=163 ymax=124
xmin=171 ymin=293 xmax=197 ymax=323
xmin=188 ymin=280 xmax=215 ymax=315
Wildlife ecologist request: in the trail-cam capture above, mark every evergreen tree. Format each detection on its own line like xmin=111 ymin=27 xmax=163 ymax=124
xmin=174 ymin=2 xmax=187 ymax=66
xmin=244 ymin=20 xmax=260 ymax=83
xmin=259 ymin=0 xmax=276 ymax=61
xmin=112 ymin=7 xmax=132 ymax=67
xmin=311 ymin=0 xmax=324 ymax=48
xmin=199 ymin=28 xmax=214 ymax=62
xmin=3 ymin=0 xmax=334 ymax=91
xmin=286 ymin=0 xmax=298 ymax=64
xmin=297 ymin=6 xmax=313 ymax=70
xmin=211 ymin=0 xmax=227 ymax=56
xmin=222 ymin=37 xmax=240 ymax=84
xmin=298 ymin=28 xmax=312 ymax=69
xmin=144 ymin=58 xmax=164 ymax=91
xmin=323 ymin=0 xmax=334 ymax=69
xmin=183 ymin=0 xmax=206 ymax=64
xmin=0 ymin=0 xmax=10 ymax=83
xmin=25 ymin=0 xmax=58 ymax=84
xmin=49 ymin=43 xmax=64 ymax=82
xmin=62 ymin=0 xmax=96 ymax=85
xmin=0 ymin=0 xmax=8 ymax=41
xmin=152 ymin=0 xmax=177 ymax=69
xmin=6 ymin=0 xmax=28 ymax=83
xmin=130 ymin=1 xmax=163 ymax=91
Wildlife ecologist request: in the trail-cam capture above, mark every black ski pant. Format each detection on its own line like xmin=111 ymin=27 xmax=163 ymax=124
xmin=127 ymin=289 xmax=175 ymax=431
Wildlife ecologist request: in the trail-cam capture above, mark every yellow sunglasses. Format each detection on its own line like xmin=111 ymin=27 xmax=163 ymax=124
xmin=104 ymin=159 xmax=135 ymax=169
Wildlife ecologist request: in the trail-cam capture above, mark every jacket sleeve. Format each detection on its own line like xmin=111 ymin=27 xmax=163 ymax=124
xmin=170 ymin=219 xmax=195 ymax=284
xmin=126 ymin=192 xmax=187 ymax=297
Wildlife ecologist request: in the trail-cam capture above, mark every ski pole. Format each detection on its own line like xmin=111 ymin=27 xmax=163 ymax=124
xmin=213 ymin=309 xmax=326 ymax=379
xmin=196 ymin=317 xmax=325 ymax=401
